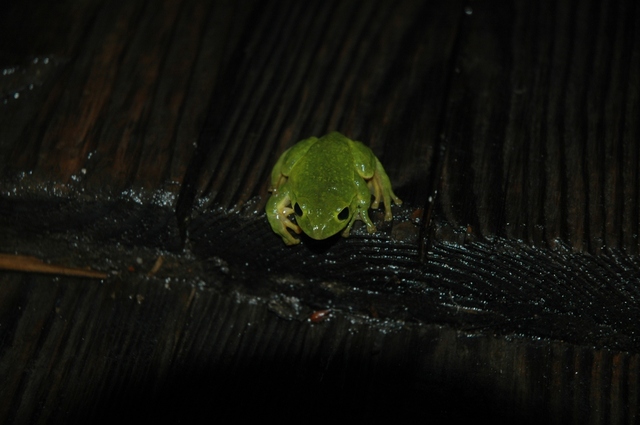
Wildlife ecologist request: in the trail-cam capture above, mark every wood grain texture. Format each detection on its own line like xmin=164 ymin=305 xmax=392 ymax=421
xmin=182 ymin=0 xmax=457 ymax=217
xmin=0 ymin=0 xmax=251 ymax=247
xmin=0 ymin=268 xmax=638 ymax=424
xmin=1 ymin=0 xmax=640 ymax=423
xmin=182 ymin=0 xmax=640 ymax=353
xmin=436 ymin=0 xmax=640 ymax=254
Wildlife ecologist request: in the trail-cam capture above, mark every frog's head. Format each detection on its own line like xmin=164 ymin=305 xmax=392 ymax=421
xmin=291 ymin=196 xmax=354 ymax=240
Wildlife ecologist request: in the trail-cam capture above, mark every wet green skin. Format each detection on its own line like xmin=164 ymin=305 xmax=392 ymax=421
xmin=266 ymin=132 xmax=402 ymax=245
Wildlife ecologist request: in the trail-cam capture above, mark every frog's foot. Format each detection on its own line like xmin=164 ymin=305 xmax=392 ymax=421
xmin=342 ymin=211 xmax=376 ymax=237
xmin=282 ymin=233 xmax=301 ymax=245
xmin=272 ymin=207 xmax=300 ymax=245
xmin=342 ymin=224 xmax=376 ymax=238
xmin=281 ymin=207 xmax=302 ymax=234
xmin=267 ymin=195 xmax=302 ymax=245
xmin=368 ymin=167 xmax=402 ymax=221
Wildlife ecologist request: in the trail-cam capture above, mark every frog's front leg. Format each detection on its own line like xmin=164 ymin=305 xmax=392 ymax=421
xmin=342 ymin=176 xmax=376 ymax=238
xmin=342 ymin=208 xmax=377 ymax=238
xmin=369 ymin=158 xmax=402 ymax=221
xmin=347 ymin=139 xmax=402 ymax=221
xmin=266 ymin=189 xmax=301 ymax=245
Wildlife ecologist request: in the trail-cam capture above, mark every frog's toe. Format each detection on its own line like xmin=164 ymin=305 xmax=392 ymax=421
xmin=283 ymin=235 xmax=301 ymax=245
xmin=279 ymin=207 xmax=301 ymax=234
xmin=286 ymin=222 xmax=302 ymax=234
xmin=282 ymin=206 xmax=294 ymax=216
xmin=279 ymin=221 xmax=301 ymax=244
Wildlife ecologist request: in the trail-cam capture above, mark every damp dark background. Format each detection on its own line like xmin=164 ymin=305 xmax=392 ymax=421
xmin=0 ymin=0 xmax=639 ymax=423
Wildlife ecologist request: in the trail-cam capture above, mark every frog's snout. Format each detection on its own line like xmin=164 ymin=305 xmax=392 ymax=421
xmin=306 ymin=224 xmax=332 ymax=240
xmin=300 ymin=221 xmax=338 ymax=240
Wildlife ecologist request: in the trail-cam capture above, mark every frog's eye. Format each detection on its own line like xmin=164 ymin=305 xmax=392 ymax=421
xmin=294 ymin=203 xmax=303 ymax=216
xmin=337 ymin=207 xmax=349 ymax=221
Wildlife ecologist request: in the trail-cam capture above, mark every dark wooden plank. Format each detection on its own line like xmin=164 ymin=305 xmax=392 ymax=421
xmin=0 ymin=262 xmax=638 ymax=424
xmin=0 ymin=0 xmax=249 ymax=247
xmin=1 ymin=0 xmax=640 ymax=423
xmin=434 ymin=0 xmax=640 ymax=254
xmin=180 ymin=0 xmax=640 ymax=354
xmin=0 ymin=263 xmax=639 ymax=423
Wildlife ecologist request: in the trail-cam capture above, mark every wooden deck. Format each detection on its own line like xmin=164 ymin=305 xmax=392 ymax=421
xmin=1 ymin=0 xmax=639 ymax=422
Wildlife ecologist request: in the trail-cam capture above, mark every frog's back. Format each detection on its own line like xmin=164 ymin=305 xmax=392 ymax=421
xmin=291 ymin=133 xmax=355 ymax=199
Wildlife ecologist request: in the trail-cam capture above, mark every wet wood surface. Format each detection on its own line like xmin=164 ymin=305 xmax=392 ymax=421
xmin=1 ymin=0 xmax=639 ymax=423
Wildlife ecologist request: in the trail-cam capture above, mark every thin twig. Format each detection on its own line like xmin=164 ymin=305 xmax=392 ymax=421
xmin=0 ymin=254 xmax=108 ymax=279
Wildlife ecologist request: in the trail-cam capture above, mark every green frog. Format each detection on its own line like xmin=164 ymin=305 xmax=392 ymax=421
xmin=266 ymin=132 xmax=402 ymax=245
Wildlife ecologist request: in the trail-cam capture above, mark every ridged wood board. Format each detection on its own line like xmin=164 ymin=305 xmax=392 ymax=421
xmin=1 ymin=0 xmax=240 ymax=199
xmin=0 ymin=0 xmax=640 ymax=422
xmin=0 ymin=0 xmax=639 ymax=347
xmin=0 ymin=270 xmax=638 ymax=424
xmin=436 ymin=0 xmax=640 ymax=254
xmin=1 ymin=0 xmax=637 ymax=251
